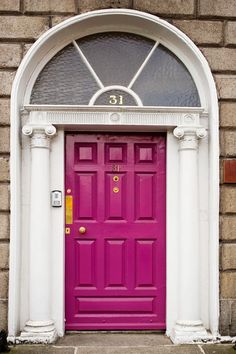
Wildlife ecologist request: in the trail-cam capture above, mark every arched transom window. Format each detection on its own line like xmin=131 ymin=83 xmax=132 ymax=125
xmin=31 ymin=32 xmax=200 ymax=107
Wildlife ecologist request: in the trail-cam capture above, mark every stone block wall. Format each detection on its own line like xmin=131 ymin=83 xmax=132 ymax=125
xmin=0 ymin=0 xmax=235 ymax=336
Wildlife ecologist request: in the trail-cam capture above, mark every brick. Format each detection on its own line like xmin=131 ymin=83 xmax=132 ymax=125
xmin=0 ymin=184 xmax=10 ymax=211
xmin=221 ymin=186 xmax=236 ymax=213
xmin=221 ymin=272 xmax=236 ymax=298
xmin=133 ymin=0 xmax=194 ymax=16
xmin=0 ymin=99 xmax=10 ymax=125
xmin=223 ymin=160 xmax=236 ymax=183
xmin=173 ymin=20 xmax=223 ymax=45
xmin=231 ymin=301 xmax=236 ymax=335
xmin=78 ymin=0 xmax=130 ymax=13
xmin=220 ymin=299 xmax=231 ymax=335
xmin=24 ymin=0 xmax=76 ymax=13
xmin=225 ymin=21 xmax=236 ymax=46
xmin=215 ymin=75 xmax=236 ymax=99
xmin=51 ymin=15 xmax=73 ymax=27
xmin=201 ymin=48 xmax=236 ymax=72
xmin=220 ymin=130 xmax=236 ymax=157
xmin=0 ymin=300 xmax=7 ymax=330
xmin=0 ymin=243 xmax=9 ymax=269
xmin=0 ymin=44 xmax=21 ymax=68
xmin=0 ymin=213 xmax=9 ymax=239
xmin=0 ymin=71 xmax=15 ymax=96
xmin=221 ymin=215 xmax=236 ymax=241
xmin=0 ymin=16 xmax=49 ymax=39
xmin=220 ymin=102 xmax=236 ymax=128
xmin=0 ymin=271 xmax=8 ymax=299
xmin=0 ymin=157 xmax=9 ymax=182
xmin=220 ymin=158 xmax=224 ymax=184
xmin=221 ymin=244 xmax=236 ymax=270
xmin=199 ymin=0 xmax=236 ymax=18
xmin=0 ymin=0 xmax=20 ymax=12
xmin=22 ymin=43 xmax=33 ymax=57
xmin=0 ymin=127 xmax=10 ymax=153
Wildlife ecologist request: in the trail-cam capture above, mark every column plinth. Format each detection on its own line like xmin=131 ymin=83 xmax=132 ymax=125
xmin=171 ymin=126 xmax=209 ymax=344
xmin=20 ymin=125 xmax=57 ymax=344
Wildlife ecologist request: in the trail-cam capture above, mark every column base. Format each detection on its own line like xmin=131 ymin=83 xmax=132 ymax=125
xmin=19 ymin=320 xmax=58 ymax=344
xmin=171 ymin=320 xmax=210 ymax=344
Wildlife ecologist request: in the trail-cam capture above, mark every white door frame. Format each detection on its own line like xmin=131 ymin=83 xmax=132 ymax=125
xmin=8 ymin=9 xmax=219 ymax=343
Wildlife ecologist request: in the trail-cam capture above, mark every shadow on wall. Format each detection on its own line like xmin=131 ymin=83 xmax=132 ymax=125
xmin=0 ymin=330 xmax=10 ymax=352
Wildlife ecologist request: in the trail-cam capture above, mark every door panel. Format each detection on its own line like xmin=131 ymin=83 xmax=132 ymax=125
xmin=75 ymin=240 xmax=96 ymax=288
xmin=65 ymin=133 xmax=166 ymax=330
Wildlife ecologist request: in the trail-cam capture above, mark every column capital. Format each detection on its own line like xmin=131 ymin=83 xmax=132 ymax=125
xmin=22 ymin=124 xmax=56 ymax=149
xmin=173 ymin=126 xmax=207 ymax=150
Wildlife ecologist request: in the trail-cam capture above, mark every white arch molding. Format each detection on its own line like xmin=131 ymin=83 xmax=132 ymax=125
xmin=9 ymin=9 xmax=219 ymax=343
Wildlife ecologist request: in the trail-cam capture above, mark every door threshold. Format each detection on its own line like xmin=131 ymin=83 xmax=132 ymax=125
xmin=66 ymin=330 xmax=166 ymax=334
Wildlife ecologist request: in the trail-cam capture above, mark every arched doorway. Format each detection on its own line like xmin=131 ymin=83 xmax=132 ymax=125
xmin=8 ymin=9 xmax=219 ymax=344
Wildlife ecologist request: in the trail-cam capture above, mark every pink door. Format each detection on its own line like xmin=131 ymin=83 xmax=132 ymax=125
xmin=65 ymin=133 xmax=166 ymax=330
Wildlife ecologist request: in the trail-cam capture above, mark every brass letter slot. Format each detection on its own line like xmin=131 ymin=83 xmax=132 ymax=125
xmin=66 ymin=195 xmax=73 ymax=224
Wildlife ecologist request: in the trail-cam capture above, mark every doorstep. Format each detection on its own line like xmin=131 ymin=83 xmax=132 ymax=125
xmin=4 ymin=334 xmax=236 ymax=354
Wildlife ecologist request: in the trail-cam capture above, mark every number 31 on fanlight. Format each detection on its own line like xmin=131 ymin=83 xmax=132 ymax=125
xmin=109 ymin=95 xmax=124 ymax=105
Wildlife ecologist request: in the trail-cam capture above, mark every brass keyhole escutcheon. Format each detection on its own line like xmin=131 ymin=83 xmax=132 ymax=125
xmin=79 ymin=226 xmax=86 ymax=234
xmin=113 ymin=187 xmax=119 ymax=193
xmin=113 ymin=176 xmax=119 ymax=182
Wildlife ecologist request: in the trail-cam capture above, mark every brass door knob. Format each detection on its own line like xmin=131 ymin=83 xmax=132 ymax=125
xmin=79 ymin=226 xmax=86 ymax=234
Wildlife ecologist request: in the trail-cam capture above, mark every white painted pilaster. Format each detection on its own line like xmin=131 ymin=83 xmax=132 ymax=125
xmin=20 ymin=124 xmax=57 ymax=343
xmin=171 ymin=126 xmax=209 ymax=344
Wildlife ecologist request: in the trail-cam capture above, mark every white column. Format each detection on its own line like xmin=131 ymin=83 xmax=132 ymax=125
xmin=20 ymin=125 xmax=57 ymax=343
xmin=171 ymin=126 xmax=209 ymax=343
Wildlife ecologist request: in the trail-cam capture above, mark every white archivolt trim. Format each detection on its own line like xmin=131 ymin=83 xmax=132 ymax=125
xmin=9 ymin=9 xmax=219 ymax=342
xmin=89 ymin=85 xmax=143 ymax=106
